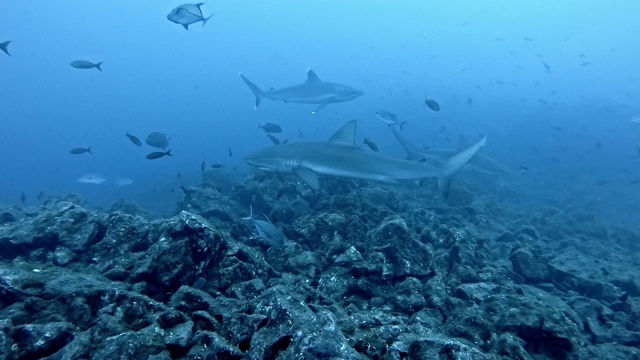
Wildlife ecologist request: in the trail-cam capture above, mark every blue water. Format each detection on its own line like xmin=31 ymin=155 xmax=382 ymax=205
xmin=1 ymin=1 xmax=639 ymax=227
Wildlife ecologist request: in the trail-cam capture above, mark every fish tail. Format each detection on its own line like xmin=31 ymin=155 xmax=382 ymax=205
xmin=95 ymin=62 xmax=103 ymax=71
xmin=166 ymin=149 xmax=173 ymax=157
xmin=202 ymin=14 xmax=213 ymax=27
xmin=437 ymin=136 xmax=487 ymax=198
xmin=87 ymin=146 xmax=92 ymax=154
xmin=239 ymin=73 xmax=263 ymax=109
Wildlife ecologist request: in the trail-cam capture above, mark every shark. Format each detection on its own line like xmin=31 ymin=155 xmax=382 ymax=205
xmin=239 ymin=69 xmax=364 ymax=114
xmin=391 ymin=126 xmax=510 ymax=175
xmin=245 ymin=120 xmax=487 ymax=197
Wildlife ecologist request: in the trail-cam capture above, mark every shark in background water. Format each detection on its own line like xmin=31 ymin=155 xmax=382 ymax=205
xmin=245 ymin=120 xmax=487 ymax=197
xmin=239 ymin=69 xmax=364 ymax=114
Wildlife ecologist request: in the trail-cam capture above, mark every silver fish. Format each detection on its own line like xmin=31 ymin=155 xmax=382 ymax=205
xmin=242 ymin=205 xmax=284 ymax=248
xmin=167 ymin=3 xmax=213 ymax=30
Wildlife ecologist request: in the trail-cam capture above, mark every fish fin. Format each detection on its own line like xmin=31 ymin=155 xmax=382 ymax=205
xmin=311 ymin=101 xmax=329 ymax=114
xmin=183 ymin=24 xmax=189 ymax=30
xmin=437 ymin=136 xmax=487 ymax=198
xmin=0 ymin=41 xmax=10 ymax=56
xmin=95 ymin=62 xmax=103 ymax=72
xmin=328 ymin=120 xmax=357 ymax=146
xmin=202 ymin=14 xmax=213 ymax=27
xmin=87 ymin=147 xmax=92 ymax=154
xmin=295 ymin=168 xmax=320 ymax=189
xmin=241 ymin=205 xmax=254 ymax=220
xmin=305 ymin=69 xmax=321 ymax=83
xmin=240 ymin=73 xmax=263 ymax=109
xmin=391 ymin=126 xmax=421 ymax=160
xmin=166 ymin=149 xmax=173 ymax=157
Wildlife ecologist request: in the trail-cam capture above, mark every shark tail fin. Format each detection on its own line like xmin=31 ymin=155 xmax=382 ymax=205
xmin=241 ymin=205 xmax=254 ymax=220
xmin=95 ymin=62 xmax=103 ymax=72
xmin=437 ymin=136 xmax=487 ymax=198
xmin=0 ymin=41 xmax=10 ymax=56
xmin=239 ymin=74 xmax=263 ymax=109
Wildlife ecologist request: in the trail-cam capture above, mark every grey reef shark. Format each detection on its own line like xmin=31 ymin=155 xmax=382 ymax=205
xmin=239 ymin=69 xmax=364 ymax=114
xmin=245 ymin=120 xmax=487 ymax=197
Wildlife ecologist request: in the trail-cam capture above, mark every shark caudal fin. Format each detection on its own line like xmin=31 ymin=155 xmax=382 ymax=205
xmin=437 ymin=136 xmax=487 ymax=198
xmin=239 ymin=73 xmax=264 ymax=109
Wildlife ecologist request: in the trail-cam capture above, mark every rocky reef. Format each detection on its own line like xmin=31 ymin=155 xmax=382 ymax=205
xmin=0 ymin=171 xmax=639 ymax=359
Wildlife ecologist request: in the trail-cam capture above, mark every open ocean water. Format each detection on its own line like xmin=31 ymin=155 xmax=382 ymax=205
xmin=1 ymin=1 xmax=639 ymax=359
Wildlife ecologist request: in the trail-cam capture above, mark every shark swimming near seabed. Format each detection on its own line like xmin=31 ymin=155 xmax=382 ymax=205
xmin=239 ymin=69 xmax=364 ymax=114
xmin=245 ymin=120 xmax=487 ymax=197
xmin=391 ymin=126 xmax=510 ymax=175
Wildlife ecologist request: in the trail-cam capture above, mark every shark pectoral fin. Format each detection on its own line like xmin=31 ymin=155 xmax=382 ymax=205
xmin=311 ymin=101 xmax=329 ymax=114
xmin=295 ymin=168 xmax=320 ymax=189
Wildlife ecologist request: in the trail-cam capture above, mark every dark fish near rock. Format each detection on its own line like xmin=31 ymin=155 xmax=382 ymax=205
xmin=363 ymin=137 xmax=379 ymax=152
xmin=167 ymin=3 xmax=213 ymax=30
xmin=242 ymin=205 xmax=284 ymax=248
xmin=201 ymin=160 xmax=206 ymax=172
xmin=424 ymin=97 xmax=440 ymax=111
xmin=146 ymin=132 xmax=169 ymax=150
xmin=0 ymin=41 xmax=11 ymax=56
xmin=70 ymin=60 xmax=102 ymax=71
xmin=259 ymin=122 xmax=282 ymax=133
xmin=146 ymin=150 xmax=172 ymax=160
xmin=211 ymin=164 xmax=225 ymax=169
xmin=126 ymin=132 xmax=142 ymax=146
xmin=70 ymin=147 xmax=92 ymax=155
xmin=228 ymin=148 xmax=233 ymax=157
xmin=20 ymin=192 xmax=26 ymax=204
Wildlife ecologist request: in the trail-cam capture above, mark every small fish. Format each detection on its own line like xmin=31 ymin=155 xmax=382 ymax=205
xmin=242 ymin=205 xmax=284 ymax=248
xmin=0 ymin=41 xmax=11 ymax=56
xmin=20 ymin=192 xmax=26 ymax=204
xmin=631 ymin=179 xmax=640 ymax=185
xmin=78 ymin=174 xmax=106 ymax=184
xmin=70 ymin=147 xmax=92 ymax=155
xmin=466 ymin=97 xmax=473 ymax=105
xmin=267 ymin=134 xmax=281 ymax=145
xmin=126 ymin=132 xmax=142 ymax=146
xmin=595 ymin=180 xmax=611 ymax=186
xmin=594 ymin=141 xmax=602 ymax=150
xmin=211 ymin=164 xmax=225 ymax=169
xmin=298 ymin=130 xmax=305 ymax=139
xmin=201 ymin=160 xmax=206 ymax=172
xmin=524 ymin=36 xmax=533 ymax=42
xmin=580 ymin=62 xmax=591 ymax=66
xmin=517 ymin=166 xmax=530 ymax=174
xmin=146 ymin=150 xmax=172 ymax=160
xmin=259 ymin=122 xmax=282 ymax=133
xmin=167 ymin=3 xmax=213 ymax=30
xmin=70 ymin=60 xmax=102 ymax=71
xmin=542 ymin=62 xmax=551 ymax=71
xmin=363 ymin=137 xmax=379 ymax=152
xmin=375 ymin=110 xmax=406 ymax=130
xmin=424 ymin=97 xmax=440 ymax=111
xmin=228 ymin=148 xmax=233 ymax=157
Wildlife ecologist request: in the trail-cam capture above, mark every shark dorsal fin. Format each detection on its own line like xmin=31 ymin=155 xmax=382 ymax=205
xmin=305 ymin=69 xmax=321 ymax=83
xmin=328 ymin=120 xmax=357 ymax=146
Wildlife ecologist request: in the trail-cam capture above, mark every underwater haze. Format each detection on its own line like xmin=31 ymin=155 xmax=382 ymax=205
xmin=1 ymin=0 xmax=640 ymax=227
